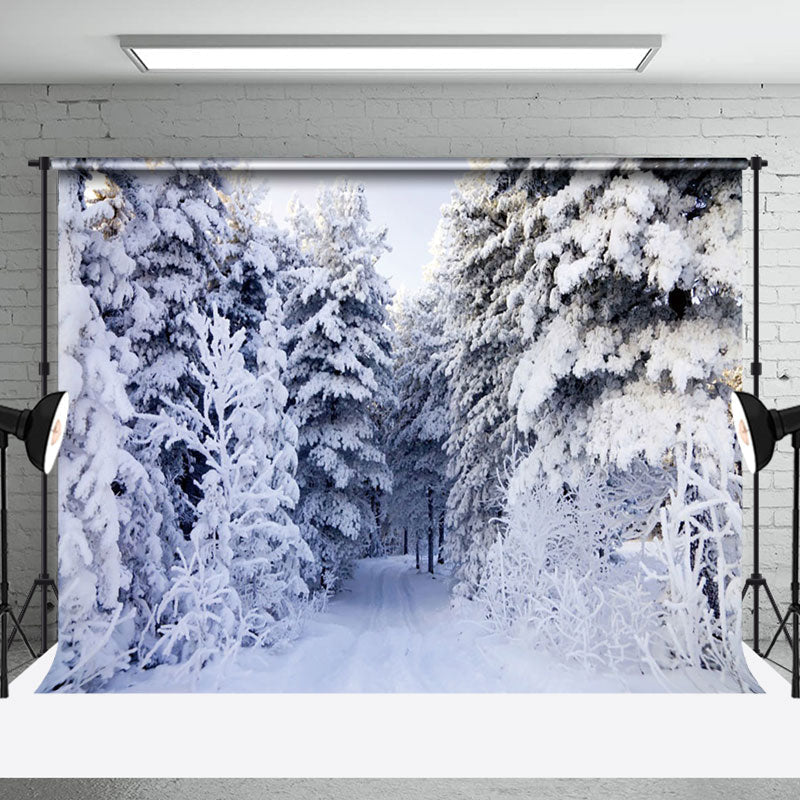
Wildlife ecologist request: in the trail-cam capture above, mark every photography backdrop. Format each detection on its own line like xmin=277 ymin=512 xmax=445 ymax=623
xmin=41 ymin=157 xmax=757 ymax=693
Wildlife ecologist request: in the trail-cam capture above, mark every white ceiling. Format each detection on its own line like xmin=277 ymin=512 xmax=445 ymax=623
xmin=1 ymin=0 xmax=798 ymax=84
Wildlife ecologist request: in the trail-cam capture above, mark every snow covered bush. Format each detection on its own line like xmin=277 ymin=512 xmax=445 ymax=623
xmin=644 ymin=436 xmax=755 ymax=687
xmin=141 ymin=497 xmax=247 ymax=687
xmin=145 ymin=306 xmax=312 ymax=657
xmin=477 ymin=465 xmax=663 ymax=674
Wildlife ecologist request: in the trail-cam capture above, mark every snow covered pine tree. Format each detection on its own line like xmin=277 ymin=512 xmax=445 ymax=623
xmin=387 ymin=283 xmax=451 ymax=574
xmin=284 ymin=181 xmax=394 ymax=590
xmin=503 ymin=166 xmax=748 ymax=679
xmin=214 ymin=178 xmax=285 ymax=372
xmin=75 ymin=175 xmax=176 ymax=660
xmin=43 ymin=174 xmax=158 ymax=690
xmin=434 ymin=164 xmax=570 ymax=595
xmin=110 ymin=170 xmax=234 ymax=539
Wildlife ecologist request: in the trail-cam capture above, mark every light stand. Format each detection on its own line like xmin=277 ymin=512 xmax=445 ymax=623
xmin=0 ymin=431 xmax=37 ymax=698
xmin=0 ymin=391 xmax=69 ymax=698
xmin=732 ymin=391 xmax=800 ymax=697
xmin=10 ymin=157 xmax=58 ymax=656
xmin=740 ymin=155 xmax=788 ymax=655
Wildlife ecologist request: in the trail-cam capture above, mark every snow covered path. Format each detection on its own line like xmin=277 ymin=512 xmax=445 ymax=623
xmin=116 ymin=556 xmax=687 ymax=692
xmin=115 ymin=554 xmax=754 ymax=693
xmin=231 ymin=554 xmax=519 ymax=693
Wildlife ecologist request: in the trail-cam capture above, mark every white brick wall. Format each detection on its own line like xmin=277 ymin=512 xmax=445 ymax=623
xmin=1 ymin=81 xmax=798 ymax=645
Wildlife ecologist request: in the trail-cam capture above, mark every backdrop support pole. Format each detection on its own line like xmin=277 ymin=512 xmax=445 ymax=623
xmin=8 ymin=157 xmax=59 ymax=657
xmin=740 ymin=156 xmax=789 ymax=656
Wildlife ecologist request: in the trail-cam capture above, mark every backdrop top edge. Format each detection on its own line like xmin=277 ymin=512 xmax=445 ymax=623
xmin=48 ymin=157 xmax=751 ymax=172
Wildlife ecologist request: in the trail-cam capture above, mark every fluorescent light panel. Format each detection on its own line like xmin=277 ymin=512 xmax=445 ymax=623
xmin=121 ymin=36 xmax=661 ymax=73
xmin=130 ymin=46 xmax=652 ymax=72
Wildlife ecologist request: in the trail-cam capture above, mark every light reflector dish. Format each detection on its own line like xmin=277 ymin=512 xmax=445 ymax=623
xmin=730 ymin=391 xmax=758 ymax=474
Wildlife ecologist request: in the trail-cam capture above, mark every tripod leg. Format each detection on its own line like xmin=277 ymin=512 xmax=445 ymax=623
xmin=1 ymin=612 xmax=6 ymax=698
xmin=764 ymin=607 xmax=792 ymax=660
xmin=7 ymin=581 xmax=36 ymax=649
xmin=753 ymin=581 xmax=761 ymax=654
xmin=794 ymin=609 xmax=800 ymax=699
xmin=8 ymin=609 xmax=36 ymax=659
xmin=763 ymin=583 xmax=794 ymax=649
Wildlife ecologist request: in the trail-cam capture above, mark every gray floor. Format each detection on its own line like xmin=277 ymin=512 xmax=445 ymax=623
xmin=5 ymin=624 xmax=48 ymax=683
xmin=0 ymin=780 xmax=799 ymax=800
xmin=744 ymin=637 xmax=792 ymax=684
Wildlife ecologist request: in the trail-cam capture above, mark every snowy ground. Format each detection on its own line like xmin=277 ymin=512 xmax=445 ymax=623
xmin=108 ymin=556 xmax=758 ymax=693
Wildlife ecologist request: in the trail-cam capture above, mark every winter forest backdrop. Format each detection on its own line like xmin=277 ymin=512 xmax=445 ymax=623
xmin=43 ymin=161 xmax=759 ymax=693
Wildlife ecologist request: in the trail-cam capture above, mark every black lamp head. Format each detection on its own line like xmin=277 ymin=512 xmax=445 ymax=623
xmin=731 ymin=391 xmax=800 ymax=474
xmin=730 ymin=392 xmax=775 ymax=473
xmin=0 ymin=391 xmax=69 ymax=474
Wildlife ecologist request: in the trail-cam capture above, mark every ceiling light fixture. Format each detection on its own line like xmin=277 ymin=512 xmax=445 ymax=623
xmin=120 ymin=35 xmax=661 ymax=74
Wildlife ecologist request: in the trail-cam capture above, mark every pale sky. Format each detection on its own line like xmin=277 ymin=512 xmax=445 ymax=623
xmin=87 ymin=168 xmax=461 ymax=298
xmin=263 ymin=170 xmax=458 ymax=297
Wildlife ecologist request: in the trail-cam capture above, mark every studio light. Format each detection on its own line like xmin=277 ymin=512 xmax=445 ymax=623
xmin=730 ymin=390 xmax=800 ymax=698
xmin=0 ymin=391 xmax=69 ymax=699
xmin=0 ymin=391 xmax=70 ymax=475
xmin=731 ymin=391 xmax=800 ymax=474
xmin=120 ymin=35 xmax=661 ymax=74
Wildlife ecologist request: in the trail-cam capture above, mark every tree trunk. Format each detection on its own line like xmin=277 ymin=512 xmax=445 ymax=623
xmin=374 ymin=495 xmax=381 ymax=553
xmin=370 ymin=493 xmax=382 ymax=557
xmin=427 ymin=486 xmax=435 ymax=575
xmin=438 ymin=510 xmax=445 ymax=564
xmin=415 ymin=535 xmax=420 ymax=570
xmin=403 ymin=528 xmax=408 ymax=555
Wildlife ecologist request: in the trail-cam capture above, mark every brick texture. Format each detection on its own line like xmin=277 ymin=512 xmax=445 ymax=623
xmin=1 ymin=81 xmax=798 ymax=647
